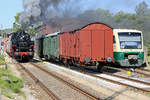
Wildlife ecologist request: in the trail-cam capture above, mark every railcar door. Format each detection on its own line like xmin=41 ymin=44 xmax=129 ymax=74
xmin=79 ymin=30 xmax=92 ymax=62
xmin=92 ymin=30 xmax=105 ymax=61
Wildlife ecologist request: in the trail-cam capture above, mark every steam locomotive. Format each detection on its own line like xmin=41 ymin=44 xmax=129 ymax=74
xmin=6 ymin=30 xmax=34 ymax=61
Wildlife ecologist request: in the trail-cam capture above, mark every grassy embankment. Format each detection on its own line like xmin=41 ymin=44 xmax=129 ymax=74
xmin=144 ymin=43 xmax=150 ymax=63
xmin=0 ymin=55 xmax=25 ymax=99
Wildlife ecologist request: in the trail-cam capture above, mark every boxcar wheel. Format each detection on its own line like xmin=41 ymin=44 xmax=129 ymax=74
xmin=96 ymin=62 xmax=104 ymax=73
xmin=44 ymin=55 xmax=48 ymax=61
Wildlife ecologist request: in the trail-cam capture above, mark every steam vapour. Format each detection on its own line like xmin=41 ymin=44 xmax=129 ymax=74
xmin=20 ymin=0 xmax=66 ymax=28
xmin=20 ymin=0 xmax=144 ymax=29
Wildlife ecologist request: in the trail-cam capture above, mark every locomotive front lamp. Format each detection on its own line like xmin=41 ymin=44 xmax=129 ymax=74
xmin=29 ymin=49 xmax=32 ymax=51
xmin=16 ymin=49 xmax=19 ymax=52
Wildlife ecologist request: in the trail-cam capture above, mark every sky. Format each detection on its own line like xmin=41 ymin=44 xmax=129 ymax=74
xmin=83 ymin=0 xmax=150 ymax=13
xmin=0 ymin=0 xmax=150 ymax=29
xmin=0 ymin=0 xmax=23 ymax=29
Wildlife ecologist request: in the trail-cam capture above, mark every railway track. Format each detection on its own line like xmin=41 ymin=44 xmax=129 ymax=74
xmin=134 ymin=68 xmax=150 ymax=77
xmin=29 ymin=63 xmax=100 ymax=100
xmin=16 ymin=63 xmax=60 ymax=100
xmin=85 ymin=71 xmax=150 ymax=93
xmin=17 ymin=62 xmax=101 ymax=100
xmin=102 ymin=72 xmax=150 ymax=86
xmin=104 ymin=66 xmax=150 ymax=77
xmin=8 ymin=57 xmax=101 ymax=100
xmin=138 ymin=68 xmax=150 ymax=72
xmin=121 ymin=68 xmax=150 ymax=77
xmin=38 ymin=61 xmax=150 ymax=93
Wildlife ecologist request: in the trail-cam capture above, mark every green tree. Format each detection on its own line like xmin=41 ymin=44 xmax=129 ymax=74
xmin=13 ymin=13 xmax=21 ymax=31
xmin=135 ymin=1 xmax=148 ymax=16
xmin=135 ymin=1 xmax=150 ymax=43
xmin=13 ymin=13 xmax=35 ymax=36
xmin=26 ymin=26 xmax=35 ymax=36
xmin=77 ymin=8 xmax=114 ymax=27
xmin=113 ymin=11 xmax=137 ymax=29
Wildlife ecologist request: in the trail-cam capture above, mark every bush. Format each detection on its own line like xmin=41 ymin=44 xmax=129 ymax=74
xmin=0 ymin=58 xmax=5 ymax=65
xmin=0 ymin=69 xmax=24 ymax=98
xmin=144 ymin=43 xmax=150 ymax=56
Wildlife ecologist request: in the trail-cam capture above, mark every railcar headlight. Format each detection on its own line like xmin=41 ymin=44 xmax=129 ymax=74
xmin=106 ymin=57 xmax=112 ymax=62
xmin=29 ymin=49 xmax=32 ymax=51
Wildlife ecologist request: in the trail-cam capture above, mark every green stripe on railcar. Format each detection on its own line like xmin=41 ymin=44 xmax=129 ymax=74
xmin=114 ymin=52 xmax=144 ymax=60
xmin=113 ymin=52 xmax=144 ymax=67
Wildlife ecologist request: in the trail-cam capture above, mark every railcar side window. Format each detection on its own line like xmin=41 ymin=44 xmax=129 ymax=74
xmin=113 ymin=36 xmax=116 ymax=43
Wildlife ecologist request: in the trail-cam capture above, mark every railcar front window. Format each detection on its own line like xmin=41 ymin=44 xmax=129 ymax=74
xmin=118 ymin=32 xmax=142 ymax=49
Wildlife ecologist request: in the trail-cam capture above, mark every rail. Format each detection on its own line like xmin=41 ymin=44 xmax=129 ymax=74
xmin=30 ymin=63 xmax=100 ymax=100
xmin=38 ymin=62 xmax=150 ymax=93
xmin=16 ymin=63 xmax=60 ymax=100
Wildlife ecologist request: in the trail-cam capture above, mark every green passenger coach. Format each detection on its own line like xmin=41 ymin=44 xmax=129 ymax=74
xmin=113 ymin=29 xmax=144 ymax=67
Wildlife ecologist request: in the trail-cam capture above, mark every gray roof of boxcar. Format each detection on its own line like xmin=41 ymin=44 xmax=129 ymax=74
xmin=45 ymin=31 xmax=60 ymax=38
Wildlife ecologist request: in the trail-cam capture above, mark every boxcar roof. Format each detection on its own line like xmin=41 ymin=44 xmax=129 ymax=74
xmin=77 ymin=22 xmax=113 ymax=30
xmin=45 ymin=31 xmax=60 ymax=38
xmin=58 ymin=22 xmax=113 ymax=35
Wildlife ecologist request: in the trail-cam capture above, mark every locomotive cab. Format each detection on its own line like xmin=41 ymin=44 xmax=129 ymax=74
xmin=113 ymin=29 xmax=144 ymax=67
